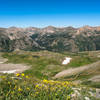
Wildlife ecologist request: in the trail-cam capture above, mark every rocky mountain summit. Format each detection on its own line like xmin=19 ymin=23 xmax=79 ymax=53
xmin=0 ymin=26 xmax=100 ymax=52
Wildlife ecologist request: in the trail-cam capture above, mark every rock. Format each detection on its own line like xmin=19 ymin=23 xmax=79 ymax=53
xmin=96 ymin=89 xmax=100 ymax=99
xmin=84 ymin=97 xmax=90 ymax=100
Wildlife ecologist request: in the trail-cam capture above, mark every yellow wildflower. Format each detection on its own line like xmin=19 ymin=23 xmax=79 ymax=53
xmin=18 ymin=87 xmax=22 ymax=91
xmin=43 ymin=79 xmax=48 ymax=83
xmin=26 ymin=87 xmax=30 ymax=90
xmin=35 ymin=84 xmax=39 ymax=88
xmin=16 ymin=73 xmax=20 ymax=77
xmin=26 ymin=75 xmax=29 ymax=78
xmin=21 ymin=73 xmax=25 ymax=77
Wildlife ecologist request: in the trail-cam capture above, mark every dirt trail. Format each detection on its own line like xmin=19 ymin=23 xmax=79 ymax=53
xmin=54 ymin=61 xmax=100 ymax=79
xmin=0 ymin=55 xmax=30 ymax=74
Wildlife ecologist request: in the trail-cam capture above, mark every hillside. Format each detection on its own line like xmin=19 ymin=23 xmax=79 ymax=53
xmin=0 ymin=26 xmax=100 ymax=52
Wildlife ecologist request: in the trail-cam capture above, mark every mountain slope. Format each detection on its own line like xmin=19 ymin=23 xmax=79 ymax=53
xmin=0 ymin=26 xmax=100 ymax=52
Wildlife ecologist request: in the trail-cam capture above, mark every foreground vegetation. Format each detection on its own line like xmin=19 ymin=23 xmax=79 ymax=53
xmin=0 ymin=74 xmax=98 ymax=100
xmin=0 ymin=74 xmax=73 ymax=100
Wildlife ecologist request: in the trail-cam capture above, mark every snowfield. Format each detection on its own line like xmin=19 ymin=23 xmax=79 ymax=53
xmin=62 ymin=57 xmax=72 ymax=65
xmin=0 ymin=70 xmax=16 ymax=74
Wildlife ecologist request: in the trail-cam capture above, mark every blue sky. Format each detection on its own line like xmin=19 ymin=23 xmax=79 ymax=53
xmin=0 ymin=0 xmax=100 ymax=28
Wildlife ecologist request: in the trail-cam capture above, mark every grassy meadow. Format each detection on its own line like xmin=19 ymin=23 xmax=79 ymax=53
xmin=2 ymin=50 xmax=100 ymax=79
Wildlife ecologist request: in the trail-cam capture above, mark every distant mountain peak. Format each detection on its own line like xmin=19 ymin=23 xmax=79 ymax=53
xmin=42 ymin=26 xmax=56 ymax=33
xmin=44 ymin=26 xmax=56 ymax=29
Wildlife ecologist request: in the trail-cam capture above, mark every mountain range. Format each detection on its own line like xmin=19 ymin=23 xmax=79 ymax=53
xmin=0 ymin=25 xmax=100 ymax=52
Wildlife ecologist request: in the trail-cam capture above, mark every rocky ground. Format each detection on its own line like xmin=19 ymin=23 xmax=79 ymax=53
xmin=0 ymin=54 xmax=30 ymax=74
xmin=54 ymin=61 xmax=100 ymax=79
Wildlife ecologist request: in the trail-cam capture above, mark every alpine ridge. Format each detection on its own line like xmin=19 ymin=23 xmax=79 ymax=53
xmin=0 ymin=26 xmax=100 ymax=52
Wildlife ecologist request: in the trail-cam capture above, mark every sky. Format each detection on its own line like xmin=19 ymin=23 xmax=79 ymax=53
xmin=0 ymin=0 xmax=100 ymax=28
